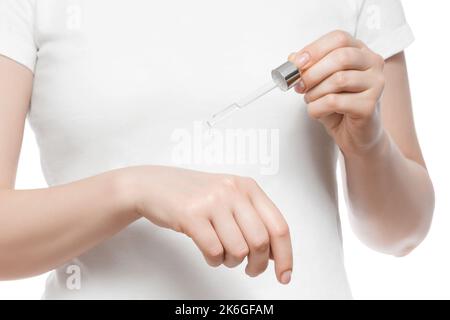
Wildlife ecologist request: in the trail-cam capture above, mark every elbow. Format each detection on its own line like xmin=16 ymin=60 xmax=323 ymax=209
xmin=394 ymin=213 xmax=434 ymax=257
xmin=395 ymin=183 xmax=436 ymax=257
xmin=353 ymin=202 xmax=435 ymax=258
xmin=362 ymin=224 xmax=431 ymax=258
xmin=397 ymin=171 xmax=436 ymax=256
xmin=393 ymin=245 xmax=418 ymax=257
xmin=356 ymin=181 xmax=435 ymax=257
xmin=377 ymin=208 xmax=434 ymax=257
xmin=386 ymin=229 xmax=428 ymax=257
xmin=389 ymin=232 xmax=427 ymax=257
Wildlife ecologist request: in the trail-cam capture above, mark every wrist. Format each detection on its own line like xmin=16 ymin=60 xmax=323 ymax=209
xmin=109 ymin=168 xmax=142 ymax=222
xmin=343 ymin=130 xmax=392 ymax=164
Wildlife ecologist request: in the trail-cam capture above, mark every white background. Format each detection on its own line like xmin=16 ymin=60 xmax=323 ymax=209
xmin=0 ymin=1 xmax=449 ymax=299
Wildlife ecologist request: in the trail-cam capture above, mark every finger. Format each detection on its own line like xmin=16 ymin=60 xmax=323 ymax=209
xmin=186 ymin=219 xmax=224 ymax=267
xmin=211 ymin=211 xmax=249 ymax=268
xmin=304 ymin=70 xmax=372 ymax=103
xmin=299 ymin=47 xmax=371 ymax=92
xmin=233 ymin=196 xmax=270 ymax=277
xmin=289 ymin=30 xmax=364 ymax=71
xmin=307 ymin=92 xmax=373 ymax=120
xmin=245 ymin=181 xmax=293 ymax=285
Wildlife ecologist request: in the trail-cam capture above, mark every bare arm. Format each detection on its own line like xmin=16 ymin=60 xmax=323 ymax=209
xmin=341 ymin=52 xmax=434 ymax=256
xmin=0 ymin=56 xmax=292 ymax=282
xmin=290 ymin=31 xmax=434 ymax=257
xmin=0 ymin=56 xmax=139 ymax=279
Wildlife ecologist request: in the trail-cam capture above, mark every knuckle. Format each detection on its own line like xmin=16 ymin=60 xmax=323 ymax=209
xmin=244 ymin=176 xmax=257 ymax=185
xmin=179 ymin=221 xmax=194 ymax=237
xmin=206 ymin=245 xmax=224 ymax=260
xmin=334 ymin=71 xmax=348 ymax=88
xmin=183 ymin=200 xmax=209 ymax=220
xmin=335 ymin=48 xmax=353 ymax=68
xmin=206 ymin=259 xmax=222 ymax=267
xmin=223 ymin=259 xmax=240 ymax=268
xmin=325 ymin=94 xmax=339 ymax=108
xmin=183 ymin=202 xmax=199 ymax=216
xmin=307 ymin=105 xmax=320 ymax=120
xmin=207 ymin=176 xmax=240 ymax=204
xmin=241 ymin=176 xmax=258 ymax=189
xmin=355 ymin=39 xmax=366 ymax=48
xmin=332 ymin=30 xmax=352 ymax=47
xmin=251 ymin=236 xmax=270 ymax=253
xmin=232 ymin=246 xmax=249 ymax=261
xmin=247 ymin=261 xmax=269 ymax=276
xmin=272 ymin=222 xmax=290 ymax=238
xmin=220 ymin=175 xmax=239 ymax=191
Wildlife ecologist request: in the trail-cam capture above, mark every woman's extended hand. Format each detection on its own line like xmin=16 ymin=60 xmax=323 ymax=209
xmin=290 ymin=30 xmax=386 ymax=156
xmin=123 ymin=166 xmax=293 ymax=284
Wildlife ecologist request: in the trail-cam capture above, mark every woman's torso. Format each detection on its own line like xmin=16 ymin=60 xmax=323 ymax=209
xmin=29 ymin=0 xmax=361 ymax=299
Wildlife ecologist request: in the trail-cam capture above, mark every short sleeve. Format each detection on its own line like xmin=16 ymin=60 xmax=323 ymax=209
xmin=355 ymin=0 xmax=414 ymax=59
xmin=0 ymin=0 xmax=37 ymax=72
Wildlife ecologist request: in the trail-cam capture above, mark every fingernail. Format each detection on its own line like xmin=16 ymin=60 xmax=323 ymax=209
xmin=296 ymin=80 xmax=305 ymax=93
xmin=281 ymin=270 xmax=292 ymax=284
xmin=295 ymin=52 xmax=310 ymax=68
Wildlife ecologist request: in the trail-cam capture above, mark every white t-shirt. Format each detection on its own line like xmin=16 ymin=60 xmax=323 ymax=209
xmin=0 ymin=0 xmax=413 ymax=299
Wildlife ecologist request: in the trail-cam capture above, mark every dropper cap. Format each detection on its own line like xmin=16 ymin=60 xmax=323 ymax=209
xmin=271 ymin=61 xmax=301 ymax=92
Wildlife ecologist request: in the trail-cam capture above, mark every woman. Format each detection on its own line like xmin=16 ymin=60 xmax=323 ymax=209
xmin=0 ymin=0 xmax=434 ymax=299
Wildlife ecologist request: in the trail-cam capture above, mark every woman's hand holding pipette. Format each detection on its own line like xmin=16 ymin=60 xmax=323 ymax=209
xmin=290 ymin=30 xmax=386 ymax=157
xmin=290 ymin=30 xmax=434 ymax=256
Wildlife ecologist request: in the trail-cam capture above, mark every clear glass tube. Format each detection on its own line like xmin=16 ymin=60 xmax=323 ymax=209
xmin=206 ymin=81 xmax=278 ymax=128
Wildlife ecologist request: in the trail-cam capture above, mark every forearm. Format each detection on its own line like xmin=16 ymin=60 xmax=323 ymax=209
xmin=0 ymin=169 xmax=139 ymax=280
xmin=343 ymin=131 xmax=434 ymax=256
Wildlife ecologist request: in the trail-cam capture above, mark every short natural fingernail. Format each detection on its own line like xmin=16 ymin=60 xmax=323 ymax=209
xmin=280 ymin=270 xmax=292 ymax=284
xmin=295 ymin=52 xmax=310 ymax=68
xmin=296 ymin=80 xmax=305 ymax=93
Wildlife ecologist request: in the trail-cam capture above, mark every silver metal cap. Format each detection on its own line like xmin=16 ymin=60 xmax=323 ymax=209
xmin=271 ymin=61 xmax=301 ymax=92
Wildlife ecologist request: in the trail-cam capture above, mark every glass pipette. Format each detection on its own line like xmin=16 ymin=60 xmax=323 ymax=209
xmin=206 ymin=61 xmax=301 ymax=128
xmin=206 ymin=82 xmax=278 ymax=128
